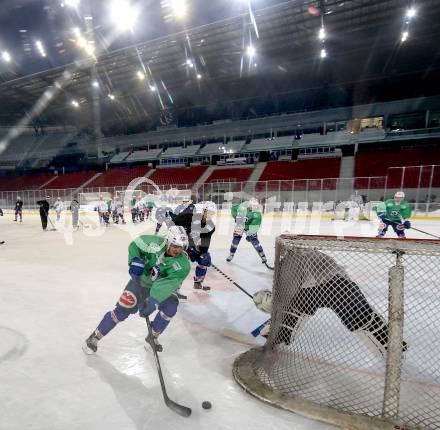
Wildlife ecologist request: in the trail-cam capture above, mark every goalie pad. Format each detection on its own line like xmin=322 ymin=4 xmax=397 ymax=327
xmin=274 ymin=310 xmax=310 ymax=347
xmin=355 ymin=311 xmax=407 ymax=358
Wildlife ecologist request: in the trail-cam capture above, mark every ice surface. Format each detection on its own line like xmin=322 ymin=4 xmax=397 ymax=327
xmin=0 ymin=211 xmax=438 ymax=430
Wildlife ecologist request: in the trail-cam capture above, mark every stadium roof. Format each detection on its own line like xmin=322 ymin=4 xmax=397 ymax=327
xmin=1 ymin=0 xmax=440 ymax=128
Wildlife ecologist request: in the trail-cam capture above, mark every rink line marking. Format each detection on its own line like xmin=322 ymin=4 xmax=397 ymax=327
xmin=271 ymin=349 xmax=440 ymax=391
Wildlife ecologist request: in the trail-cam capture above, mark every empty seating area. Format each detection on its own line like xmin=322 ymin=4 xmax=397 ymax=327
xmin=42 ymin=171 xmax=97 ymax=190
xmin=257 ymin=159 xmax=342 ymax=191
xmin=198 ymin=141 xmax=245 ymax=155
xmin=260 ymin=159 xmax=341 ymax=181
xmin=245 ymin=136 xmax=293 ymax=151
xmin=355 ymin=147 xmax=440 ymax=177
xmin=160 ymin=145 xmax=200 ymax=158
xmin=0 ymin=173 xmax=55 ymax=191
xmin=87 ymin=166 xmax=150 ymax=188
xmin=149 ymin=165 xmax=207 ymax=186
xmin=205 ymin=167 xmax=253 ymax=183
xmin=125 ymin=148 xmax=163 ymax=162
xmin=109 ymin=151 xmax=130 ymax=164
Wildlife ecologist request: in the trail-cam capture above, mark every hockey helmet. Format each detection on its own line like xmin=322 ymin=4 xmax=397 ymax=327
xmin=166 ymin=225 xmax=189 ymax=250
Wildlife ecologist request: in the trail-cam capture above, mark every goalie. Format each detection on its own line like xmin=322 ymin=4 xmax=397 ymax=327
xmin=253 ymin=248 xmax=407 ymax=358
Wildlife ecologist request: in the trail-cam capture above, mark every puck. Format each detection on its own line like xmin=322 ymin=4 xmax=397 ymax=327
xmin=202 ymin=401 xmax=212 ymax=410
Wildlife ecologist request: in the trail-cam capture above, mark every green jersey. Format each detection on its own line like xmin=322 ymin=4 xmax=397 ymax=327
xmin=130 ymin=198 xmax=137 ymax=208
xmin=231 ymin=203 xmax=262 ymax=235
xmin=146 ymin=200 xmax=156 ymax=209
xmin=128 ymin=235 xmax=190 ymax=303
xmin=375 ymin=199 xmax=412 ymax=222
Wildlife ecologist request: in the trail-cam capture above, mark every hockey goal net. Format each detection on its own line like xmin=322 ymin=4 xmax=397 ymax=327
xmin=234 ymin=234 xmax=440 ymax=430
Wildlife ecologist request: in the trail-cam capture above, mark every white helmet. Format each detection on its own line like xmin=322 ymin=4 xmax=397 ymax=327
xmin=17 ymin=196 xmax=21 ymax=200
xmin=394 ymin=191 xmax=405 ymax=199
xmin=166 ymin=226 xmax=189 ymax=249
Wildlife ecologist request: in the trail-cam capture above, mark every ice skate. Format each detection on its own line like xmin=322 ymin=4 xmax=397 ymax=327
xmin=175 ymin=290 xmax=188 ymax=301
xmin=83 ymin=332 xmax=99 ymax=355
xmin=145 ymin=333 xmax=163 ymax=353
xmin=193 ymin=281 xmax=210 ymax=291
xmin=226 ymin=253 xmax=234 ymax=262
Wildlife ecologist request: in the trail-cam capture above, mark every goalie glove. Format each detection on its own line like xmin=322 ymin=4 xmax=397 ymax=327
xmin=253 ymin=289 xmax=273 ymax=314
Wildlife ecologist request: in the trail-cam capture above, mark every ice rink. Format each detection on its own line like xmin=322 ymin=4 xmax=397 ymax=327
xmin=1 ymin=210 xmax=439 ymax=430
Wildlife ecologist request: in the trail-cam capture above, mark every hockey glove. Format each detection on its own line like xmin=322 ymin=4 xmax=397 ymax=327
xmin=253 ymin=289 xmax=273 ymax=314
xmin=129 ymin=257 xmax=145 ymax=279
xmin=403 ymin=220 xmax=411 ymax=229
xmin=150 ymin=265 xmax=161 ymax=281
xmin=396 ymin=223 xmax=406 ymax=231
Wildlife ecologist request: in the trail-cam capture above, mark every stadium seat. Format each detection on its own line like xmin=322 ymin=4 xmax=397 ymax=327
xmin=148 ymin=166 xmax=208 ymax=186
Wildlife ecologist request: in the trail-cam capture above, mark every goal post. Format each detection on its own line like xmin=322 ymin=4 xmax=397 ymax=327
xmin=233 ymin=234 xmax=440 ymax=430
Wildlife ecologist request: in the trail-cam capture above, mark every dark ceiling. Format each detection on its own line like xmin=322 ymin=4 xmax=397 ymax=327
xmin=1 ymin=0 xmax=440 ymax=130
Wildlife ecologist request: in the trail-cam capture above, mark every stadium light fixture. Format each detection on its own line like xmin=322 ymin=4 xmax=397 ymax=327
xmin=92 ymin=80 xmax=99 ymax=88
xmin=320 ymin=48 xmax=327 ymax=58
xmin=1 ymin=51 xmax=11 ymax=63
xmin=65 ymin=0 xmax=80 ymax=7
xmin=406 ymin=7 xmax=416 ymax=19
xmin=137 ymin=70 xmax=145 ymax=80
xmin=401 ymin=31 xmax=409 ymax=42
xmin=196 ymin=73 xmax=202 ymax=80
xmin=71 ymin=100 xmax=79 ymax=108
xmin=149 ymin=85 xmax=157 ymax=92
xmin=318 ymin=27 xmax=326 ymax=41
xmin=36 ymin=40 xmax=47 ymax=57
xmin=171 ymin=0 xmax=188 ymax=20
xmin=108 ymin=94 xmax=115 ymax=100
xmin=246 ymin=45 xmax=256 ymax=58
xmin=110 ymin=0 xmax=139 ymax=32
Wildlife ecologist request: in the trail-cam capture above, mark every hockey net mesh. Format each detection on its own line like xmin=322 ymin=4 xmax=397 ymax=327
xmin=233 ymin=235 xmax=440 ymax=430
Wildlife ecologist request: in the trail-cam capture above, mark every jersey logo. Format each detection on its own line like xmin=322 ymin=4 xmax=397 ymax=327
xmin=146 ymin=242 xmax=161 ymax=253
xmin=172 ymin=262 xmax=182 ymax=271
xmin=391 ymin=210 xmax=399 ymax=217
xmin=118 ymin=291 xmax=137 ymax=308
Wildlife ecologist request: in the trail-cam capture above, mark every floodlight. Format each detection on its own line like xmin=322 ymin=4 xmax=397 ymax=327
xmin=246 ymin=45 xmax=256 ymax=57
xmin=171 ymin=0 xmax=187 ymax=19
xmin=406 ymin=7 xmax=416 ymax=18
xmin=2 ymin=51 xmax=11 ymax=63
xmin=110 ymin=0 xmax=139 ymax=32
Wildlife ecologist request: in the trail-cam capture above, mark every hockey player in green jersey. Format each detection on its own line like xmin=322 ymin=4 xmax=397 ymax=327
xmin=375 ymin=191 xmax=412 ymax=238
xmin=83 ymin=226 xmax=190 ymax=354
xmin=226 ymin=198 xmax=268 ymax=264
xmin=145 ymin=198 xmax=156 ymax=220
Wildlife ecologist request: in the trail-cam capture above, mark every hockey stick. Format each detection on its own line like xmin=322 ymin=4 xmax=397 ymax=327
xmin=264 ymin=262 xmax=274 ymax=270
xmin=385 ymin=219 xmax=440 ymax=240
xmin=409 ymin=226 xmax=440 ymax=240
xmin=211 ymin=263 xmax=253 ymax=299
xmin=144 ymin=317 xmax=192 ymax=417
xmin=0 ymin=240 xmax=5 ymax=245
xmin=47 ymin=215 xmax=57 ymax=231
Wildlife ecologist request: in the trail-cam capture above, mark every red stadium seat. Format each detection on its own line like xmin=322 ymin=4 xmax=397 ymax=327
xmin=205 ymin=168 xmax=253 ymax=183
xmin=148 ymin=166 xmax=208 ymax=187
xmin=41 ymin=171 xmax=97 ymax=189
xmin=87 ymin=166 xmax=151 ymax=188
